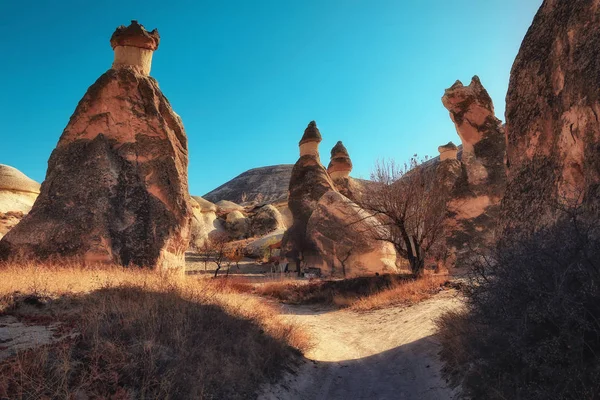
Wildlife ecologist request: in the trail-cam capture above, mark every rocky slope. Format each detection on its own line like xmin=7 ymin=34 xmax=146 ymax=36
xmin=0 ymin=21 xmax=192 ymax=269
xmin=0 ymin=165 xmax=41 ymax=239
xmin=203 ymin=165 xmax=294 ymax=205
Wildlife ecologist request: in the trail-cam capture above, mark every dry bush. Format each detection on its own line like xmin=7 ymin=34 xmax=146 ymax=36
xmin=0 ymin=262 xmax=309 ymax=399
xmin=349 ymin=275 xmax=448 ymax=311
xmin=437 ymin=210 xmax=600 ymax=400
xmin=254 ymin=273 xmax=446 ymax=309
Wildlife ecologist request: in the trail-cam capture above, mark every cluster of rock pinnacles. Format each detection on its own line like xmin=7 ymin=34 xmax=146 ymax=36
xmin=2 ymin=0 xmax=600 ymax=272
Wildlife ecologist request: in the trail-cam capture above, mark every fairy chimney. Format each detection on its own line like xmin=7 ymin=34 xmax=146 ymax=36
xmin=110 ymin=20 xmax=160 ymax=76
xmin=438 ymin=142 xmax=458 ymax=161
xmin=299 ymin=121 xmax=322 ymax=159
xmin=327 ymin=141 xmax=353 ymax=179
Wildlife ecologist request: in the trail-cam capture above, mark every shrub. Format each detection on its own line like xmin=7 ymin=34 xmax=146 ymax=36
xmin=437 ymin=211 xmax=600 ymax=399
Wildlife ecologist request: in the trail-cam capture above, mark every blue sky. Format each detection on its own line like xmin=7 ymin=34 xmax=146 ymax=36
xmin=0 ymin=0 xmax=541 ymax=196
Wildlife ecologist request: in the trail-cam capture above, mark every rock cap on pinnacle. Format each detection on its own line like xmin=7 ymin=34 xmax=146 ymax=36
xmin=438 ymin=141 xmax=458 ymax=153
xmin=299 ymin=121 xmax=322 ymax=146
xmin=330 ymin=141 xmax=349 ymax=158
xmin=110 ymin=20 xmax=160 ymax=51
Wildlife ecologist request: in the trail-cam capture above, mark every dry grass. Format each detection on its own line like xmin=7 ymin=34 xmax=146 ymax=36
xmin=0 ymin=262 xmax=310 ymax=399
xmin=349 ymin=275 xmax=448 ymax=311
xmin=253 ymin=273 xmax=448 ymax=310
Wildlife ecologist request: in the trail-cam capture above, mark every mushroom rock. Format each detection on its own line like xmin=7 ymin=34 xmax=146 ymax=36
xmin=502 ymin=0 xmax=600 ymax=231
xmin=282 ymin=121 xmax=336 ymax=266
xmin=440 ymin=77 xmax=506 ymax=268
xmin=306 ymin=191 xmax=398 ymax=277
xmin=0 ymin=165 xmax=41 ymax=239
xmin=442 ymin=76 xmax=506 ymax=191
xmin=0 ymin=21 xmax=192 ymax=269
xmin=189 ymin=196 xmax=223 ymax=250
xmin=438 ymin=142 xmax=458 ymax=162
xmin=327 ymin=141 xmax=357 ymax=200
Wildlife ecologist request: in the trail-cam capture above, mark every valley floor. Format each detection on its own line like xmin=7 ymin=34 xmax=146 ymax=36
xmin=260 ymin=289 xmax=461 ymax=400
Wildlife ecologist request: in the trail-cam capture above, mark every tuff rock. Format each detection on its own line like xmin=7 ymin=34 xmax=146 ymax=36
xmin=0 ymin=21 xmax=192 ymax=269
xmin=0 ymin=165 xmax=41 ymax=240
xmin=502 ymin=0 xmax=600 ymax=232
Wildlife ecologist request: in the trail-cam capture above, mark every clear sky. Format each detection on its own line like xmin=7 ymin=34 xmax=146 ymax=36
xmin=0 ymin=0 xmax=541 ymax=196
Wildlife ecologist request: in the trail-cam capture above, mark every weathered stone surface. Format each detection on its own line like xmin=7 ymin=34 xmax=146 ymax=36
xmin=203 ymin=165 xmax=293 ymax=205
xmin=307 ymin=191 xmax=398 ymax=277
xmin=111 ymin=21 xmax=160 ymax=77
xmin=249 ymin=204 xmax=286 ymax=237
xmin=441 ymin=77 xmax=506 ymax=267
xmin=225 ymin=210 xmax=249 ymax=239
xmin=0 ymin=23 xmax=192 ymax=269
xmin=0 ymin=165 xmax=41 ymax=239
xmin=502 ymin=0 xmax=600 ymax=232
xmin=282 ymin=121 xmax=337 ymax=267
xmin=327 ymin=141 xmax=358 ymax=200
xmin=189 ymin=197 xmax=224 ymax=250
xmin=245 ymin=229 xmax=285 ymax=258
xmin=438 ymin=142 xmax=458 ymax=161
xmin=215 ymin=200 xmax=244 ymax=214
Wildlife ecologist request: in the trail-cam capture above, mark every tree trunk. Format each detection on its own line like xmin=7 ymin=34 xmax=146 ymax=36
xmin=214 ymin=264 xmax=221 ymax=278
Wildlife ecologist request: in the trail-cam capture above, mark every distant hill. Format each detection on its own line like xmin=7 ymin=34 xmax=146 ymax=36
xmin=203 ymin=165 xmax=293 ymax=204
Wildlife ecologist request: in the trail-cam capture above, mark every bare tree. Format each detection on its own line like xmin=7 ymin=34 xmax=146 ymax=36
xmin=224 ymin=242 xmax=244 ymax=277
xmin=356 ymin=156 xmax=449 ymax=276
xmin=208 ymin=232 xmax=230 ymax=278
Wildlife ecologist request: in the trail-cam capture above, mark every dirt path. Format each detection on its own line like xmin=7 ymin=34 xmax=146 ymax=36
xmin=259 ymin=289 xmax=461 ymax=400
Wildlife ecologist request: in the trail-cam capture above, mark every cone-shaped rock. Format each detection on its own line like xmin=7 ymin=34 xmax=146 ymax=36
xmin=327 ymin=141 xmax=356 ymax=200
xmin=283 ymin=121 xmax=335 ymax=268
xmin=503 ymin=0 xmax=600 ymax=231
xmin=0 ymin=21 xmax=193 ymax=268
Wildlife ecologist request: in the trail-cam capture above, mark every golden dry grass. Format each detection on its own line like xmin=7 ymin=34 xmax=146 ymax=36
xmin=0 ymin=262 xmax=310 ymax=399
xmin=349 ymin=275 xmax=448 ymax=311
xmin=253 ymin=273 xmax=448 ymax=311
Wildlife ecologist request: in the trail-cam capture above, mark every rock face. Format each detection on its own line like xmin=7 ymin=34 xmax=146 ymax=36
xmin=203 ymin=165 xmax=293 ymax=205
xmin=225 ymin=210 xmax=249 ymax=239
xmin=502 ymin=0 xmax=600 ymax=231
xmin=189 ymin=196 xmax=223 ymax=250
xmin=327 ymin=141 xmax=358 ymax=200
xmin=215 ymin=200 xmax=244 ymax=214
xmin=249 ymin=205 xmax=286 ymax=237
xmin=0 ymin=165 xmax=41 ymax=239
xmin=0 ymin=21 xmax=192 ymax=268
xmin=307 ymin=191 xmax=398 ymax=277
xmin=441 ymin=76 xmax=506 ymax=266
xmin=283 ymin=122 xmax=337 ymax=268
xmin=282 ymin=121 xmax=398 ymax=275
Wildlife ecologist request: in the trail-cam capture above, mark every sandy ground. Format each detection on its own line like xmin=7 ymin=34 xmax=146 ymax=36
xmin=0 ymin=315 xmax=61 ymax=362
xmin=259 ymin=289 xmax=462 ymax=400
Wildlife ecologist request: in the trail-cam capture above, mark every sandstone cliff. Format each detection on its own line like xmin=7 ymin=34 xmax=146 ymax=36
xmin=0 ymin=21 xmax=192 ymax=269
xmin=503 ymin=0 xmax=600 ymax=232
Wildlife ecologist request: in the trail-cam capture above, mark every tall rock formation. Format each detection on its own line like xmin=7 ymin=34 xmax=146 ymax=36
xmin=327 ymin=141 xmax=357 ymax=200
xmin=282 ymin=121 xmax=336 ymax=269
xmin=282 ymin=122 xmax=398 ymax=276
xmin=441 ymin=76 xmax=506 ymax=266
xmin=503 ymin=0 xmax=600 ymax=231
xmin=0 ymin=21 xmax=192 ymax=268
